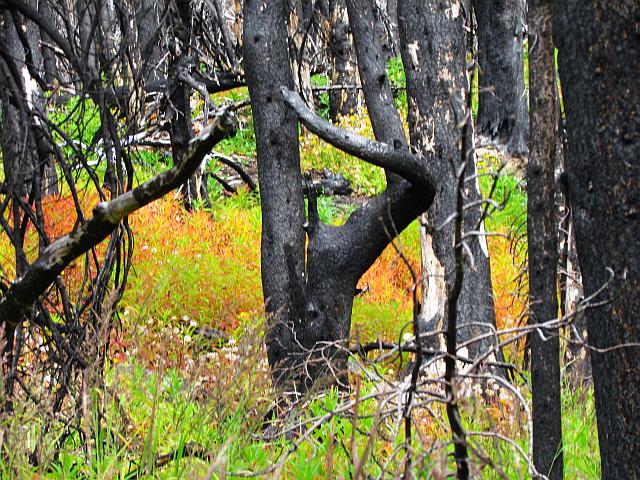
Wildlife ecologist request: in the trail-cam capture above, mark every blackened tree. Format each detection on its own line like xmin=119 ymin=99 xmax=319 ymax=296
xmin=244 ymin=0 xmax=435 ymax=393
xmin=473 ymin=0 xmax=529 ymax=156
xmin=527 ymin=0 xmax=563 ymax=477
xmin=0 ymin=0 xmax=237 ymax=443
xmin=554 ymin=1 xmax=640 ymax=478
xmin=400 ymin=0 xmax=498 ymax=361
xmin=134 ymin=0 xmax=166 ymax=83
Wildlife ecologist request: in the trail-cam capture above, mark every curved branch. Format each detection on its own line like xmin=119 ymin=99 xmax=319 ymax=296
xmin=281 ymin=87 xmax=434 ymax=190
xmin=0 ymin=112 xmax=237 ymax=328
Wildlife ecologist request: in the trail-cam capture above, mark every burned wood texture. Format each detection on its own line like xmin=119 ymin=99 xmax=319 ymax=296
xmin=527 ymin=1 xmax=563 ymax=478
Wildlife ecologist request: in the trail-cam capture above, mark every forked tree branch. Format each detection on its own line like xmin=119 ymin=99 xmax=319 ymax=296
xmin=280 ymin=87 xmax=434 ymax=191
xmin=0 ymin=112 xmax=237 ymax=328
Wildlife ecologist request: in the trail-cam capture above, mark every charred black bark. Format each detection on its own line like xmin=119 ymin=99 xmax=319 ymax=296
xmin=243 ymin=0 xmax=308 ymax=390
xmin=473 ymin=0 xmax=528 ymax=156
xmin=527 ymin=1 xmax=563 ymax=478
xmin=37 ymin=0 xmax=57 ymax=87
xmin=288 ymin=0 xmax=315 ymax=111
xmin=554 ymin=2 xmax=640 ymax=478
xmin=245 ymin=0 xmax=436 ymax=396
xmin=167 ymin=0 xmax=208 ymax=209
xmin=0 ymin=10 xmax=36 ymax=405
xmin=386 ymin=0 xmax=400 ymax=53
xmin=135 ymin=0 xmax=166 ymax=83
xmin=346 ymin=0 xmax=406 ymax=152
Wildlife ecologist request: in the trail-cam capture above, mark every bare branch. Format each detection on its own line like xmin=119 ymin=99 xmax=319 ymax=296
xmin=280 ymin=87 xmax=434 ymax=191
xmin=0 ymin=112 xmax=236 ymax=328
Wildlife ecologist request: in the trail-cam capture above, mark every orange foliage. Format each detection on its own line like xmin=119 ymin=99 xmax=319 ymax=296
xmin=40 ymin=191 xmax=98 ymax=239
xmin=0 ymin=191 xmax=103 ymax=299
xmin=487 ymin=231 xmax=527 ymax=361
xmin=359 ymin=246 xmax=419 ymax=308
xmin=1 ymin=190 xmax=526 ymax=367
xmin=123 ymin=195 xmax=263 ymax=332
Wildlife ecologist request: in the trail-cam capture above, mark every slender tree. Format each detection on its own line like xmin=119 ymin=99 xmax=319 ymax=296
xmin=328 ymin=0 xmax=360 ymax=120
xmin=554 ymin=1 xmax=640 ymax=478
xmin=527 ymin=0 xmax=563 ymax=478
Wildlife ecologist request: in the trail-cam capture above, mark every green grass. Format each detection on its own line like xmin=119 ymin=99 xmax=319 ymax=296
xmin=477 ymin=153 xmax=528 ymax=233
xmin=562 ymin=383 xmax=600 ymax=478
xmin=387 ymin=56 xmax=408 ymax=110
xmin=311 ymin=73 xmax=331 ymax=121
xmin=1 ymin=359 xmax=598 ymax=479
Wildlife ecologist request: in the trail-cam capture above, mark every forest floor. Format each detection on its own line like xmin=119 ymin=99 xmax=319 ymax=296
xmin=0 ymin=97 xmax=600 ymax=478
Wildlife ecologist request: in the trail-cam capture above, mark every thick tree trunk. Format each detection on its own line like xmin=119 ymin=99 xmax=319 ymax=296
xmin=527 ymin=1 xmax=563 ymax=478
xmin=243 ymin=0 xmax=308 ymax=390
xmin=75 ymin=0 xmax=98 ymax=78
xmin=398 ymin=3 xmax=477 ymax=474
xmin=554 ymin=2 xmax=640 ymax=478
xmin=399 ymin=0 xmax=499 ymax=361
xmin=474 ymin=0 xmax=529 ymax=157
xmin=245 ymin=0 xmax=436 ymax=397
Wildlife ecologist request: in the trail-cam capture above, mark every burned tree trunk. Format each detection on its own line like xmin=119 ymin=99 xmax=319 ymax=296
xmin=555 ymin=1 xmax=640 ymax=478
xmin=399 ymin=0 xmax=499 ymax=361
xmin=244 ymin=0 xmax=436 ymax=397
xmin=166 ymin=0 xmax=210 ymax=209
xmin=243 ymin=0 xmax=308 ymax=389
xmin=0 ymin=11 xmax=37 ymax=405
xmin=288 ymin=0 xmax=315 ymax=111
xmin=386 ymin=0 xmax=400 ymax=53
xmin=473 ymin=0 xmax=528 ymax=157
xmin=246 ymin=0 xmax=505 ymax=399
xmin=527 ymin=0 xmax=563 ymax=478
xmin=345 ymin=0 xmax=406 ymax=170
xmin=556 ymin=115 xmax=589 ymax=386
xmin=135 ymin=0 xmax=166 ymax=83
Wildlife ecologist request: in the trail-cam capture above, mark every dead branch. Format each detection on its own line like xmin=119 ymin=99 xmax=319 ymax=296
xmin=0 ymin=112 xmax=237 ymax=329
xmin=280 ymin=87 xmax=433 ymax=191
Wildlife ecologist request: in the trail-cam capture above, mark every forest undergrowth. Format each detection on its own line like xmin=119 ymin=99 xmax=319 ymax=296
xmin=0 ymin=106 xmax=599 ymax=479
